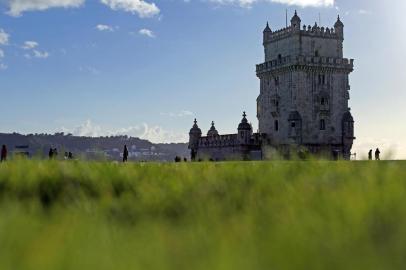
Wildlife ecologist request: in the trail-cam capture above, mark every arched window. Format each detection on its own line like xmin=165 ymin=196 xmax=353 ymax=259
xmin=320 ymin=119 xmax=326 ymax=130
xmin=275 ymin=120 xmax=279 ymax=131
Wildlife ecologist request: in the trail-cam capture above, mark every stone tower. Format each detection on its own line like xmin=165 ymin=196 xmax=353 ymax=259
xmin=256 ymin=12 xmax=355 ymax=159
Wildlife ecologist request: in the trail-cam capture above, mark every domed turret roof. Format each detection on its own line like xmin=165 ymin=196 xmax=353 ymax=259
xmin=189 ymin=119 xmax=202 ymax=135
xmin=238 ymin=112 xmax=252 ymax=131
xmin=263 ymin=22 xmax=272 ymax=33
xmin=207 ymin=121 xmax=219 ymax=136
xmin=334 ymin=15 xmax=344 ymax=28
xmin=291 ymin=10 xmax=301 ymax=23
xmin=342 ymin=111 xmax=354 ymax=122
xmin=288 ymin=111 xmax=302 ymax=121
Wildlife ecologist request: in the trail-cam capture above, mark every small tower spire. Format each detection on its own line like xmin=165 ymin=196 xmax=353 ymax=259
xmin=263 ymin=21 xmax=271 ymax=32
xmin=291 ymin=10 xmax=301 ymax=30
xmin=334 ymin=15 xmax=344 ymax=39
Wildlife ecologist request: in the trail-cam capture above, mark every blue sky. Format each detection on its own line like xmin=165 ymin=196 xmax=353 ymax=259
xmin=0 ymin=0 xmax=405 ymax=159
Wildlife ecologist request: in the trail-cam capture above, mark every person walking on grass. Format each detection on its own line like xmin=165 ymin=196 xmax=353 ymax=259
xmin=375 ymin=148 xmax=381 ymax=161
xmin=368 ymin=149 xmax=373 ymax=160
xmin=1 ymin=145 xmax=7 ymax=162
xmin=123 ymin=145 xmax=129 ymax=163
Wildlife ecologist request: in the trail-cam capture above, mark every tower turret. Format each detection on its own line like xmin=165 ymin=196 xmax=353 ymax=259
xmin=291 ymin=10 xmax=301 ymax=31
xmin=207 ymin=121 xmax=219 ymax=137
xmin=263 ymin=22 xmax=272 ymax=45
xmin=189 ymin=118 xmax=202 ymax=160
xmin=238 ymin=112 xmax=252 ymax=145
xmin=334 ymin=15 xmax=344 ymax=40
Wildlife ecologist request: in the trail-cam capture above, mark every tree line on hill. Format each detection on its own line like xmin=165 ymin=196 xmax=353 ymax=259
xmin=0 ymin=132 xmax=189 ymax=162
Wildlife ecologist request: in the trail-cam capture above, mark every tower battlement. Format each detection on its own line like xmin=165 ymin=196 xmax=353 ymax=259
xmin=256 ymin=55 xmax=354 ymax=75
xmin=266 ymin=24 xmax=340 ymax=43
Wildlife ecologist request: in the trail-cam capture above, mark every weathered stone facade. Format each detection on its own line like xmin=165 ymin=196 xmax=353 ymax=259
xmin=189 ymin=12 xmax=355 ymax=161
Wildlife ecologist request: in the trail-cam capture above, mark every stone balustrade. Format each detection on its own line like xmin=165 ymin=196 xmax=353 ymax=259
xmin=256 ymin=56 xmax=354 ymax=75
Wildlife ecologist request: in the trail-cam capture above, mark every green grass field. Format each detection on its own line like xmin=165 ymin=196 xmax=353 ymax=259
xmin=0 ymin=160 xmax=405 ymax=270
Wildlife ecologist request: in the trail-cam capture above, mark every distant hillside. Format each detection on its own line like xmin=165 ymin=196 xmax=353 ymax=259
xmin=0 ymin=133 xmax=189 ymax=161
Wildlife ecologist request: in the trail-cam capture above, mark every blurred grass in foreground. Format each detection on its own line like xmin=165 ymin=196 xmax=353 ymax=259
xmin=0 ymin=160 xmax=406 ymax=270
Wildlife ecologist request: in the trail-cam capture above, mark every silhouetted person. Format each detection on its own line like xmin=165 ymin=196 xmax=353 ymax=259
xmin=68 ymin=152 xmax=73 ymax=159
xmin=64 ymin=152 xmax=68 ymax=160
xmin=174 ymin=156 xmax=181 ymax=162
xmin=368 ymin=149 xmax=373 ymax=160
xmin=183 ymin=157 xmax=187 ymax=162
xmin=49 ymin=148 xmax=54 ymax=159
xmin=375 ymin=148 xmax=381 ymax=160
xmin=123 ymin=145 xmax=129 ymax=163
xmin=1 ymin=145 xmax=7 ymax=162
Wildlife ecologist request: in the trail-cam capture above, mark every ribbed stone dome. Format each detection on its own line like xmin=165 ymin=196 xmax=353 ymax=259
xmin=238 ymin=112 xmax=252 ymax=131
xmin=207 ymin=121 xmax=219 ymax=136
xmin=189 ymin=119 xmax=202 ymax=135
xmin=334 ymin=15 xmax=344 ymax=28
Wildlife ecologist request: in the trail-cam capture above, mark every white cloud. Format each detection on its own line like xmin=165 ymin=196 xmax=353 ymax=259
xmin=22 ymin=41 xmax=39 ymax=50
xmin=208 ymin=0 xmax=334 ymax=8
xmin=100 ymin=0 xmax=160 ymax=18
xmin=22 ymin=40 xmax=49 ymax=59
xmin=96 ymin=24 xmax=115 ymax=32
xmin=0 ymin=29 xmax=10 ymax=45
xmin=33 ymin=50 xmax=49 ymax=58
xmin=139 ymin=28 xmax=155 ymax=38
xmin=4 ymin=0 xmax=160 ymax=18
xmin=5 ymin=0 xmax=85 ymax=16
xmin=61 ymin=120 xmax=188 ymax=143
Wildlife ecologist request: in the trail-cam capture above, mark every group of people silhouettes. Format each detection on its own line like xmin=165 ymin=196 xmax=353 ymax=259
xmin=49 ymin=148 xmax=74 ymax=160
xmin=368 ymin=148 xmax=381 ymax=160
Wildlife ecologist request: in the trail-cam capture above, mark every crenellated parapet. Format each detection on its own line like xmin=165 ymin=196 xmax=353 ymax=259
xmin=256 ymin=55 xmax=354 ymax=75
xmin=263 ymin=12 xmax=344 ymax=44
xmin=264 ymin=24 xmax=340 ymax=44
xmin=301 ymin=24 xmax=338 ymax=38
xmin=198 ymin=134 xmax=238 ymax=148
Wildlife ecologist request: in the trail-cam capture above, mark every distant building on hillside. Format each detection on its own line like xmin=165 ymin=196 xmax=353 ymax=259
xmin=189 ymin=11 xmax=355 ymax=161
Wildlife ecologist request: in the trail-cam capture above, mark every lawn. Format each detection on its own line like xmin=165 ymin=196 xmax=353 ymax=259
xmin=0 ymin=160 xmax=405 ymax=270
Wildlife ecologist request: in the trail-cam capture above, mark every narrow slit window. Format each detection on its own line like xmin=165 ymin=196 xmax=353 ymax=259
xmin=320 ymin=119 xmax=326 ymax=130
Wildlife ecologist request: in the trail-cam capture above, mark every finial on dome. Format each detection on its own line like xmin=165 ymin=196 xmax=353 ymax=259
xmin=263 ymin=21 xmax=272 ymax=32
xmin=243 ymin=111 xmax=247 ymax=118
xmin=194 ymin=118 xmax=197 ymax=125
xmin=291 ymin=10 xmax=301 ymax=28
xmin=335 ymin=15 xmax=344 ymax=28
xmin=211 ymin=121 xmax=215 ymax=127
